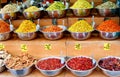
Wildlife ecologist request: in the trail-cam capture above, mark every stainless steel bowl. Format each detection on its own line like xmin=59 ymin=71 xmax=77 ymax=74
xmin=66 ymin=56 xmax=97 ymax=77
xmin=6 ymin=64 xmax=34 ymax=76
xmin=0 ymin=12 xmax=17 ymax=20
xmin=40 ymin=25 xmax=66 ymax=40
xmin=0 ymin=32 xmax=11 ymax=41
xmin=15 ymin=32 xmax=37 ymax=41
xmin=96 ymin=8 xmax=117 ymax=16
xmin=98 ymin=30 xmax=119 ymax=40
xmin=0 ymin=65 xmax=6 ymax=72
xmin=35 ymin=56 xmax=65 ymax=76
xmin=46 ymin=10 xmax=66 ymax=18
xmin=23 ymin=11 xmax=41 ymax=19
xmin=71 ymin=8 xmax=92 ymax=17
xmin=98 ymin=56 xmax=120 ymax=77
xmin=68 ymin=31 xmax=93 ymax=40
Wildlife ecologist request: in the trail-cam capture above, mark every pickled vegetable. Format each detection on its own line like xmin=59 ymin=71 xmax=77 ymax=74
xmin=96 ymin=1 xmax=118 ymax=9
xmin=43 ymin=26 xmax=62 ymax=32
xmin=68 ymin=20 xmax=93 ymax=32
xmin=46 ymin=1 xmax=65 ymax=11
xmin=15 ymin=20 xmax=36 ymax=33
xmin=70 ymin=0 xmax=92 ymax=9
xmin=1 ymin=3 xmax=18 ymax=13
xmin=24 ymin=6 xmax=40 ymax=12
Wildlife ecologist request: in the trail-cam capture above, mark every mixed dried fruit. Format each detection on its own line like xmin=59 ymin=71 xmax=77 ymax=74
xmin=99 ymin=57 xmax=120 ymax=71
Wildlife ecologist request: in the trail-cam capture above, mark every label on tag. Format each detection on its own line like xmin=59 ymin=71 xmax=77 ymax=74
xmin=21 ymin=44 xmax=28 ymax=52
xmin=0 ymin=43 xmax=4 ymax=50
xmin=44 ymin=44 xmax=51 ymax=50
xmin=75 ymin=43 xmax=81 ymax=50
xmin=104 ymin=43 xmax=111 ymax=50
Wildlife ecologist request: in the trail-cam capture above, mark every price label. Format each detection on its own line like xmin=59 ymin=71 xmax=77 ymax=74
xmin=0 ymin=43 xmax=4 ymax=50
xmin=44 ymin=44 xmax=51 ymax=50
xmin=21 ymin=44 xmax=28 ymax=52
xmin=104 ymin=43 xmax=111 ymax=50
xmin=75 ymin=43 xmax=81 ymax=50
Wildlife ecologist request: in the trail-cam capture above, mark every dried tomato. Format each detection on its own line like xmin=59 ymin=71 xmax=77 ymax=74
xmin=37 ymin=58 xmax=64 ymax=70
xmin=67 ymin=57 xmax=94 ymax=70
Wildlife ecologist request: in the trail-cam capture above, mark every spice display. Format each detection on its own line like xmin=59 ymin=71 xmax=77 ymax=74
xmin=24 ymin=6 xmax=40 ymax=12
xmin=96 ymin=1 xmax=118 ymax=9
xmin=70 ymin=0 xmax=92 ymax=9
xmin=0 ymin=50 xmax=11 ymax=67
xmin=43 ymin=26 xmax=63 ymax=32
xmin=67 ymin=57 xmax=94 ymax=70
xmin=0 ymin=4 xmax=18 ymax=13
xmin=5 ymin=53 xmax=35 ymax=70
xmin=37 ymin=58 xmax=64 ymax=70
xmin=46 ymin=2 xmax=65 ymax=11
xmin=15 ymin=20 xmax=36 ymax=33
xmin=97 ymin=20 xmax=120 ymax=32
xmin=68 ymin=20 xmax=93 ymax=32
xmin=99 ymin=57 xmax=120 ymax=71
xmin=0 ymin=20 xmax=10 ymax=33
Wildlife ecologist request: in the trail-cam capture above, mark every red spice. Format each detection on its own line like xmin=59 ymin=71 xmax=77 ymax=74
xmin=43 ymin=26 xmax=62 ymax=32
xmin=97 ymin=20 xmax=120 ymax=32
xmin=37 ymin=58 xmax=64 ymax=70
xmin=67 ymin=57 xmax=94 ymax=70
xmin=0 ymin=20 xmax=10 ymax=33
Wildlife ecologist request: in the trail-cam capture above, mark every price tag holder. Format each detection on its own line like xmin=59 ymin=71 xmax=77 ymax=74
xmin=44 ymin=44 xmax=51 ymax=50
xmin=0 ymin=43 xmax=5 ymax=50
xmin=21 ymin=44 xmax=28 ymax=52
xmin=104 ymin=43 xmax=111 ymax=50
xmin=75 ymin=43 xmax=82 ymax=50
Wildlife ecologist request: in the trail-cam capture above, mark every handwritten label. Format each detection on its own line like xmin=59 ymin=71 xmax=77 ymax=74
xmin=75 ymin=43 xmax=81 ymax=50
xmin=21 ymin=44 xmax=28 ymax=52
xmin=0 ymin=43 xmax=4 ymax=50
xmin=104 ymin=43 xmax=111 ymax=50
xmin=44 ymin=44 xmax=51 ymax=50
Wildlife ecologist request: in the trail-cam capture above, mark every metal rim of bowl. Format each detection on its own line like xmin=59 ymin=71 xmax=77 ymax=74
xmin=98 ymin=56 xmax=120 ymax=72
xmin=40 ymin=25 xmax=67 ymax=33
xmin=65 ymin=56 xmax=97 ymax=72
xmin=23 ymin=10 xmax=41 ymax=13
xmin=70 ymin=8 xmax=93 ymax=10
xmin=0 ymin=31 xmax=11 ymax=34
xmin=45 ymin=9 xmax=67 ymax=12
xmin=35 ymin=56 xmax=65 ymax=71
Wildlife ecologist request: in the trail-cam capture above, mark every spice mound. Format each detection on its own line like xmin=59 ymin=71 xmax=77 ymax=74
xmin=37 ymin=58 xmax=64 ymax=70
xmin=67 ymin=57 xmax=94 ymax=70
xmin=99 ymin=57 xmax=120 ymax=71
xmin=24 ymin=6 xmax=40 ymax=12
xmin=96 ymin=1 xmax=118 ymax=9
xmin=43 ymin=26 xmax=63 ymax=32
xmin=68 ymin=20 xmax=93 ymax=32
xmin=0 ymin=20 xmax=10 ymax=33
xmin=5 ymin=53 xmax=35 ymax=70
xmin=70 ymin=0 xmax=92 ymax=9
xmin=1 ymin=3 xmax=18 ymax=13
xmin=15 ymin=20 xmax=36 ymax=33
xmin=97 ymin=20 xmax=120 ymax=32
xmin=46 ymin=2 xmax=65 ymax=11
xmin=0 ymin=50 xmax=11 ymax=67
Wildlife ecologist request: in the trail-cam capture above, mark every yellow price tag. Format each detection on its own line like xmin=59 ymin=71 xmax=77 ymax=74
xmin=0 ymin=43 xmax=4 ymax=50
xmin=44 ymin=44 xmax=51 ymax=50
xmin=104 ymin=43 xmax=111 ymax=50
xmin=21 ymin=44 xmax=28 ymax=52
xmin=75 ymin=43 xmax=81 ymax=50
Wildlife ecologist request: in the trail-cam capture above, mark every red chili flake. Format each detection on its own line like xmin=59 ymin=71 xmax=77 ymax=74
xmin=67 ymin=57 xmax=94 ymax=70
xmin=37 ymin=58 xmax=64 ymax=70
